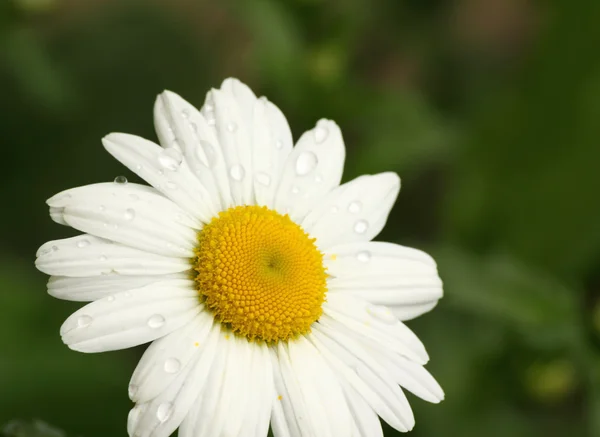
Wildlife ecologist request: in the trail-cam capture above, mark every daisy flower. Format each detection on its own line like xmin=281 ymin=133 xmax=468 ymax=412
xmin=35 ymin=78 xmax=444 ymax=437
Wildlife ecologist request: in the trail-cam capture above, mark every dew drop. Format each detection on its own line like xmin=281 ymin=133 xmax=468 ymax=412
xmin=367 ymin=305 xmax=396 ymax=324
xmin=148 ymin=314 xmax=165 ymax=328
xmin=255 ymin=172 xmax=271 ymax=186
xmin=124 ymin=208 xmax=136 ymax=221
xmin=123 ymin=291 xmax=131 ymax=298
xmin=295 ymin=151 xmax=318 ymax=176
xmin=114 ymin=176 xmax=128 ymax=184
xmin=99 ymin=205 xmax=106 ymax=212
xmin=291 ymin=186 xmax=300 ymax=194
xmin=181 ymin=109 xmax=190 ymax=118
xmin=77 ymin=315 xmax=93 ymax=328
xmin=356 ymin=251 xmax=371 ymax=262
xmin=158 ymin=147 xmax=183 ymax=171
xmin=275 ymin=140 xmax=283 ymax=150
xmin=190 ymin=122 xmax=198 ymax=133
xmin=107 ymin=295 xmax=115 ymax=302
xmin=52 ymin=245 xmax=59 ymax=251
xmin=229 ymin=164 xmax=245 ymax=181
xmin=164 ymin=358 xmax=181 ymax=374
xmin=331 ymin=206 xmax=339 ymax=213
xmin=156 ymin=402 xmax=173 ymax=423
xmin=135 ymin=164 xmax=143 ymax=171
xmin=128 ymin=384 xmax=138 ymax=398
xmin=165 ymin=181 xmax=178 ymax=190
xmin=354 ymin=220 xmax=369 ymax=234
xmin=348 ymin=201 xmax=362 ymax=214
xmin=77 ymin=239 xmax=90 ymax=248
xmin=315 ymin=174 xmax=323 ymax=183
xmin=314 ymin=125 xmax=328 ymax=143
xmin=129 ymin=194 xmax=140 ymax=201
xmin=207 ymin=117 xmax=216 ymax=126
xmin=226 ymin=122 xmax=237 ymax=132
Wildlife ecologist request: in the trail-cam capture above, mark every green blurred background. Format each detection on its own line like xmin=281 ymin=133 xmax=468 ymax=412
xmin=1 ymin=0 xmax=599 ymax=436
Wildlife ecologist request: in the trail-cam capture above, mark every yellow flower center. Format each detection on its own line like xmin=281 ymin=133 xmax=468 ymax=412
xmin=193 ymin=205 xmax=327 ymax=342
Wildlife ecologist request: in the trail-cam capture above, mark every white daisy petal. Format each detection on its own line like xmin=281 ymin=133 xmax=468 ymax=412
xmin=46 ymin=183 xmax=198 ymax=257
xmin=179 ymin=331 xmax=230 ymax=437
xmin=128 ymin=322 xmax=221 ymax=437
xmin=252 ymin=96 xmax=294 ymax=208
xmin=36 ymin=235 xmax=191 ymax=277
xmin=60 ymin=280 xmax=200 ymax=353
xmin=253 ymin=344 xmax=275 ymax=437
xmin=270 ymin=343 xmax=311 ymax=437
xmin=362 ymin=343 xmax=444 ymax=403
xmin=275 ymin=119 xmax=345 ymax=222
xmin=311 ymin=326 xmax=415 ymax=433
xmin=324 ymin=293 xmax=430 ymax=364
xmin=47 ymin=182 xmax=199 ymax=229
xmin=129 ymin=311 xmax=214 ymax=403
xmin=271 ymin=338 xmax=353 ymax=437
xmin=154 ymin=90 xmax=233 ymax=210
xmin=47 ymin=272 xmax=189 ymax=302
xmin=342 ymin=381 xmax=384 ymax=437
xmin=102 ymin=133 xmax=219 ymax=222
xmin=325 ymin=241 xmax=443 ymax=320
xmin=302 ymin=172 xmax=400 ymax=249
xmin=205 ymin=79 xmax=257 ymax=206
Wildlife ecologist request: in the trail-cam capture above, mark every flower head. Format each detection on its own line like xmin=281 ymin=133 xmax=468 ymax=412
xmin=36 ymin=78 xmax=444 ymax=436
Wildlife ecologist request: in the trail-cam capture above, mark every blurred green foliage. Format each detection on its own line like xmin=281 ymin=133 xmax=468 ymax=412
xmin=1 ymin=0 xmax=599 ymax=436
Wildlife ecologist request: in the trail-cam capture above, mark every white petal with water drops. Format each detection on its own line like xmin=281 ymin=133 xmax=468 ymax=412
xmin=60 ymin=280 xmax=200 ymax=353
xmin=154 ymin=90 xmax=233 ymax=210
xmin=275 ymin=119 xmax=345 ymax=221
xmin=302 ymin=172 xmax=400 ymax=249
xmin=103 ymin=133 xmax=219 ymax=223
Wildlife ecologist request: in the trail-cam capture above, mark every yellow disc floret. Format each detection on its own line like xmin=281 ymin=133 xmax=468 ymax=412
xmin=193 ymin=205 xmax=327 ymax=342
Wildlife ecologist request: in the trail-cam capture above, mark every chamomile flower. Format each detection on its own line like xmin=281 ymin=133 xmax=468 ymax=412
xmin=36 ymin=78 xmax=444 ymax=437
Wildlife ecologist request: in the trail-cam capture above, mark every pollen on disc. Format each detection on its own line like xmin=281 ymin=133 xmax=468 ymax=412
xmin=193 ymin=205 xmax=327 ymax=342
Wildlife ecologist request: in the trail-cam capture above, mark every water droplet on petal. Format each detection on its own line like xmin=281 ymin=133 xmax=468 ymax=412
xmin=165 ymin=181 xmax=178 ymax=190
xmin=315 ymin=174 xmax=323 ymax=183
xmin=295 ymin=151 xmax=318 ymax=176
xmin=99 ymin=255 xmax=107 ymax=262
xmin=226 ymin=122 xmax=237 ymax=132
xmin=207 ymin=117 xmax=216 ymax=126
xmin=314 ymin=125 xmax=328 ymax=143
xmin=291 ymin=186 xmax=300 ymax=194
xmin=124 ymin=208 xmax=135 ymax=221
xmin=190 ymin=122 xmax=198 ymax=133
xmin=182 ymin=109 xmax=190 ymax=118
xmin=77 ymin=239 xmax=90 ymax=248
xmin=354 ymin=220 xmax=369 ymax=234
xmin=77 ymin=315 xmax=93 ymax=328
xmin=229 ymin=164 xmax=245 ymax=181
xmin=114 ymin=176 xmax=128 ymax=184
xmin=367 ymin=305 xmax=397 ymax=324
xmin=255 ymin=172 xmax=271 ymax=186
xmin=135 ymin=164 xmax=143 ymax=171
xmin=356 ymin=251 xmax=371 ymax=262
xmin=275 ymin=140 xmax=283 ymax=150
xmin=164 ymin=358 xmax=181 ymax=374
xmin=99 ymin=205 xmax=106 ymax=212
xmin=107 ymin=295 xmax=115 ymax=302
xmin=158 ymin=147 xmax=183 ymax=171
xmin=331 ymin=206 xmax=339 ymax=213
xmin=156 ymin=402 xmax=173 ymax=423
xmin=348 ymin=201 xmax=362 ymax=214
xmin=129 ymin=194 xmax=140 ymax=201
xmin=128 ymin=384 xmax=138 ymax=398
xmin=148 ymin=314 xmax=165 ymax=328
